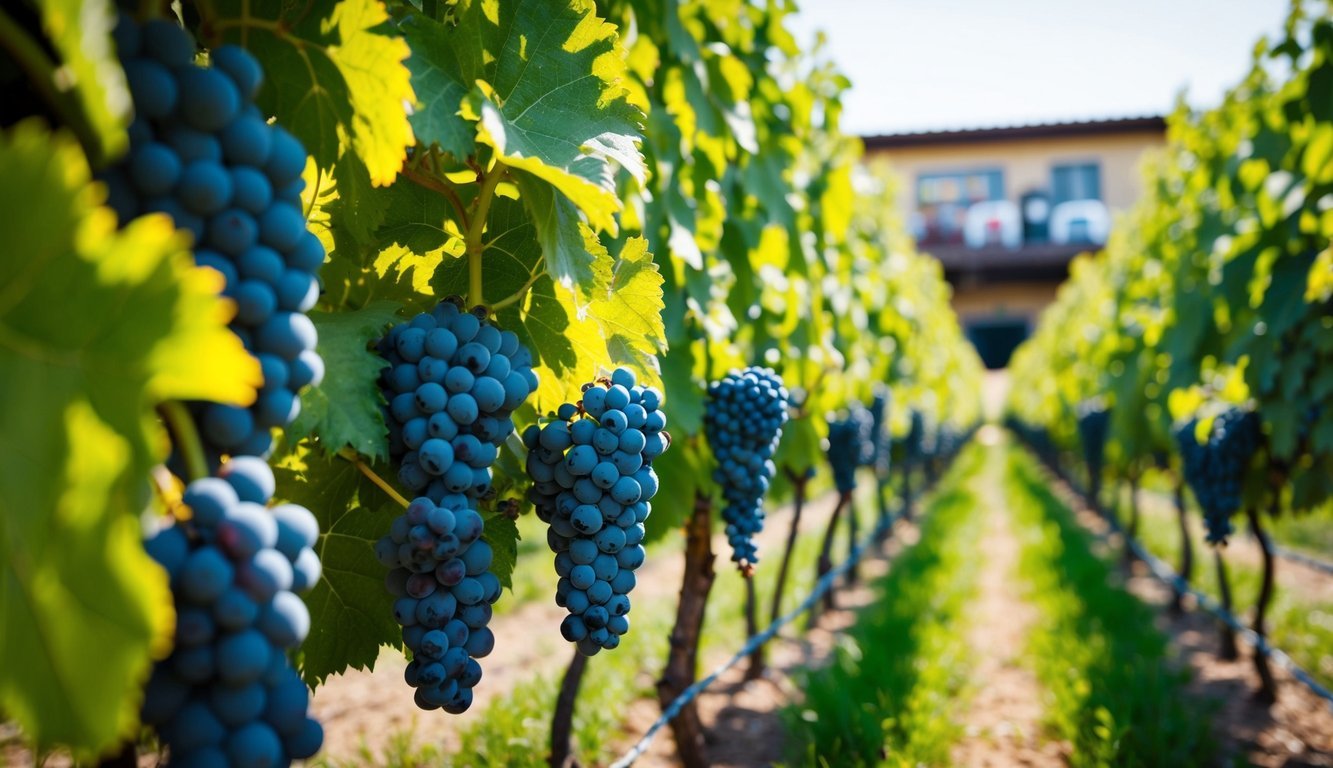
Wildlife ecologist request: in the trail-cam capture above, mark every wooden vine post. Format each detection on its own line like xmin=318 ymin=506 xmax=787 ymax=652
xmin=657 ymin=492 xmax=717 ymax=768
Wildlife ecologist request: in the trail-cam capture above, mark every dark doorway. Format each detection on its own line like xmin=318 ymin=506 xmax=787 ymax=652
xmin=966 ymin=317 xmax=1029 ymax=369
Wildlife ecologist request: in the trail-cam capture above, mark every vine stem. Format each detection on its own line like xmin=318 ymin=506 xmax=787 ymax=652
xmin=159 ymin=401 xmax=208 ymax=483
xmin=403 ymin=166 xmax=469 ymax=229
xmin=0 ymin=7 xmax=96 ymax=159
xmin=1247 ymin=501 xmax=1279 ymax=703
xmin=489 ymin=269 xmax=543 ymax=312
xmin=657 ymin=491 xmax=715 ymax=768
xmin=548 ymin=648 xmax=589 ymax=768
xmin=336 ymin=447 xmax=410 ymax=509
xmin=466 ymin=166 xmax=505 ymax=308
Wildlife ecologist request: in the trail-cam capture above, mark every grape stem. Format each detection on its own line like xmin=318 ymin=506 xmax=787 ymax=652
xmin=149 ymin=465 xmax=185 ymax=518
xmin=158 ymin=401 xmax=209 ymax=483
xmin=336 ymin=447 xmax=411 ymax=509
xmin=466 ymin=165 xmax=505 ymax=308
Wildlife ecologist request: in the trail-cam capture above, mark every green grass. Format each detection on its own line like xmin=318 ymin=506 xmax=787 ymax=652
xmin=1266 ymin=504 xmax=1333 ymax=558
xmin=779 ymin=444 xmax=986 ymax=767
xmin=1119 ymin=484 xmax=1333 ymax=691
xmin=1008 ymin=446 xmax=1219 ymax=767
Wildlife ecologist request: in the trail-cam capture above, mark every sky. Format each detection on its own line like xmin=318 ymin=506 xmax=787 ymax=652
xmin=785 ymin=0 xmax=1292 ymax=136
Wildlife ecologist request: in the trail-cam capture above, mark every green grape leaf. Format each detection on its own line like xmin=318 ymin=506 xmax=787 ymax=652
xmin=374 ymin=177 xmax=458 ymax=255
xmin=775 ymin=415 xmax=821 ymax=475
xmin=0 ymin=122 xmax=257 ymax=754
xmin=210 ymin=0 xmax=415 ymax=186
xmin=34 ymin=0 xmax=130 ymax=164
xmin=399 ymin=13 xmax=475 ymax=161
xmin=503 ymin=272 xmax=609 ymax=412
xmin=588 ymin=236 xmax=666 ymax=382
xmin=292 ymin=301 xmax=402 ymax=461
xmin=405 ymin=0 xmax=645 ymax=232
xmin=516 ymin=172 xmax=607 ymax=308
xmin=272 ymin=446 xmax=401 ymax=686
xmin=323 ymin=151 xmax=392 ymax=249
xmin=659 ymin=337 xmax=705 ymax=438
xmin=480 ymin=511 xmax=519 ymax=590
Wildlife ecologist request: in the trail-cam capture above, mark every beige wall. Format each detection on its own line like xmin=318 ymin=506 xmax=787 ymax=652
xmin=867 ymin=131 xmax=1164 ymax=217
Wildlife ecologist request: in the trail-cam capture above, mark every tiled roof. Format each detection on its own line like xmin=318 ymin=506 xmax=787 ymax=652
xmin=862 ymin=115 xmax=1166 ymax=149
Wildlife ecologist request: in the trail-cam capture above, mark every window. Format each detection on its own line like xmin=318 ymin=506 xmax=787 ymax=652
xmin=1051 ymin=162 xmax=1101 ymax=204
xmin=915 ymin=169 xmax=1003 ymax=244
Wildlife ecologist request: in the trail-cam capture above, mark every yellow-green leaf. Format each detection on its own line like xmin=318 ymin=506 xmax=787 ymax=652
xmin=0 ymin=121 xmax=255 ymax=755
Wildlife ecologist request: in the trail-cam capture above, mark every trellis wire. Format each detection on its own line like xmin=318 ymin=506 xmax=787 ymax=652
xmin=1270 ymin=544 xmax=1333 ymax=578
xmin=1140 ymin=488 xmax=1333 ymax=577
xmin=1122 ymin=534 xmax=1333 ymax=709
xmin=1063 ymin=460 xmax=1333 ymax=710
xmin=608 ymin=493 xmax=903 ymax=768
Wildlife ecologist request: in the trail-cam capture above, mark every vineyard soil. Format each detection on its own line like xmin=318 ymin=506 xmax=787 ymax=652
xmin=951 ymin=432 xmax=1064 ymax=767
xmin=309 ymin=483 xmax=857 ymax=760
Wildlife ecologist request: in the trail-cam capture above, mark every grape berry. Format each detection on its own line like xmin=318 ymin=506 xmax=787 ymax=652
xmin=374 ymin=496 xmax=498 ymax=712
xmin=525 ymin=368 xmax=668 ymax=654
xmin=1175 ymin=407 xmax=1260 ymax=543
xmin=105 ymin=15 xmax=325 ymax=466
xmin=141 ymin=457 xmax=323 ymax=765
xmin=704 ymin=367 xmax=789 ymax=571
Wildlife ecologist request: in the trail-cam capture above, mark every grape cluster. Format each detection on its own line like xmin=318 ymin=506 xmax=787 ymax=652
xmin=104 ymin=15 xmax=325 ymax=464
xmin=524 ymin=368 xmax=668 ymax=654
xmin=825 ymin=416 xmax=863 ymax=493
xmin=1076 ymin=401 xmax=1110 ymax=481
xmin=1175 ymin=407 xmax=1261 ymax=543
xmin=140 ymin=457 xmax=322 ymax=765
xmin=704 ymin=367 xmax=789 ymax=569
xmin=372 ymin=496 xmax=497 ymax=712
xmin=377 ymin=300 xmax=538 ymax=501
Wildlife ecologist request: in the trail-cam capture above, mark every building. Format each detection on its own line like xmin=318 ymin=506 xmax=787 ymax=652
xmin=862 ymin=115 xmax=1166 ymax=368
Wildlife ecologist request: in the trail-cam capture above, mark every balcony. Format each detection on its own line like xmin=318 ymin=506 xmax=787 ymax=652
xmin=915 ymin=198 xmax=1110 ymax=283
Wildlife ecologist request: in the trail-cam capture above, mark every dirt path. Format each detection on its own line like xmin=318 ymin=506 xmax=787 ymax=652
xmin=951 ymin=435 xmax=1064 ymax=767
